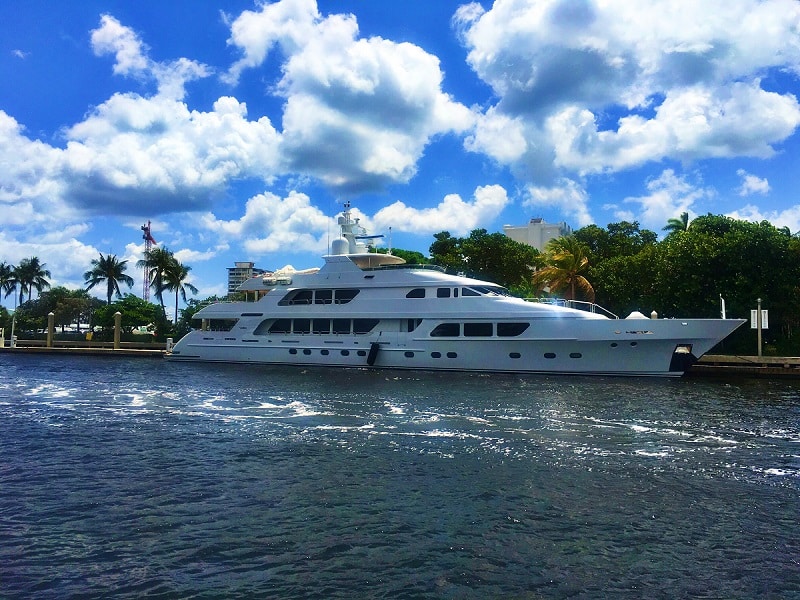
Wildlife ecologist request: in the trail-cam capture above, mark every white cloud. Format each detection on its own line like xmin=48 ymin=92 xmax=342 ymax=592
xmin=726 ymin=204 xmax=800 ymax=234
xmin=456 ymin=0 xmax=800 ymax=178
xmin=736 ymin=169 xmax=770 ymax=196
xmin=524 ymin=178 xmax=593 ymax=226
xmin=201 ymin=190 xmax=333 ymax=257
xmin=226 ymin=0 xmax=474 ymax=192
xmin=621 ymin=169 xmax=712 ymax=231
xmin=371 ymin=185 xmax=510 ymax=236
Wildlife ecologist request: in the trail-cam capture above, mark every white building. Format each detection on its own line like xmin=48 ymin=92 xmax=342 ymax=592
xmin=227 ymin=262 xmax=267 ymax=295
xmin=503 ymin=218 xmax=572 ymax=251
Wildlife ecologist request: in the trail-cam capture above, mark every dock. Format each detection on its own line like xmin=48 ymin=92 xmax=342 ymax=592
xmin=0 ymin=340 xmax=165 ymax=358
xmin=688 ymin=354 xmax=800 ymax=378
xmin=1 ymin=341 xmax=798 ymax=377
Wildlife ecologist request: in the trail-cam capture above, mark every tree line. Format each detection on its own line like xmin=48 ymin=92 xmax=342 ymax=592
xmin=3 ymin=213 xmax=799 ymax=354
xmin=426 ymin=213 xmax=800 ymax=355
xmin=0 ymin=247 xmax=198 ymax=340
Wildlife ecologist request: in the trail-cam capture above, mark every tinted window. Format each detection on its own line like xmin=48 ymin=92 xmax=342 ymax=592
xmin=353 ymin=319 xmax=379 ymax=334
xmin=312 ymin=319 xmax=330 ymax=334
xmin=314 ymin=289 xmax=332 ymax=304
xmin=266 ymin=319 xmax=292 ymax=334
xmin=464 ymin=322 xmax=493 ymax=336
xmin=497 ymin=322 xmax=530 ymax=337
xmin=437 ymin=288 xmax=451 ymax=298
xmin=462 ymin=287 xmax=480 ymax=297
xmin=294 ymin=319 xmax=311 ymax=334
xmin=208 ymin=319 xmax=238 ymax=331
xmin=430 ymin=323 xmax=459 ymax=337
xmin=406 ymin=288 xmax=425 ymax=298
xmin=335 ymin=289 xmax=359 ymax=304
xmin=332 ymin=319 xmax=351 ymax=334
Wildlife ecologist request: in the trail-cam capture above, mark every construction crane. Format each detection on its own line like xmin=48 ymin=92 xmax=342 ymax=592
xmin=141 ymin=221 xmax=157 ymax=301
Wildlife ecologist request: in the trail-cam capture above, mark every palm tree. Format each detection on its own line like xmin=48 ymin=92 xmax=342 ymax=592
xmin=163 ymin=260 xmax=199 ymax=322
xmin=532 ymin=236 xmax=595 ymax=302
xmin=137 ymin=246 xmax=176 ymax=316
xmin=14 ymin=257 xmax=51 ymax=304
xmin=0 ymin=262 xmax=17 ymax=306
xmin=84 ymin=253 xmax=135 ymax=305
xmin=663 ymin=211 xmax=690 ymax=234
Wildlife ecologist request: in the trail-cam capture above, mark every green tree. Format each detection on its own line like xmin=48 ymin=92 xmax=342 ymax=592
xmin=532 ymin=236 xmax=595 ymax=302
xmin=0 ymin=261 xmax=17 ymax=306
xmin=14 ymin=257 xmax=51 ymax=304
xmin=84 ymin=253 xmax=135 ymax=305
xmin=94 ymin=294 xmax=166 ymax=336
xmin=163 ymin=259 xmax=199 ymax=323
xmin=663 ymin=211 xmax=691 ymax=235
xmin=429 ymin=229 xmax=541 ymax=292
xmin=137 ymin=246 xmax=175 ymax=316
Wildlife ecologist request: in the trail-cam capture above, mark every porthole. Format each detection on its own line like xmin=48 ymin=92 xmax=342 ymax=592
xmin=341 ymin=350 xmax=350 ymax=356
xmin=544 ymin=352 xmax=556 ymax=359
xmin=357 ymin=350 xmax=367 ymax=357
xmin=569 ymin=352 xmax=582 ymax=359
xmin=630 ymin=341 xmax=638 ymax=347
xmin=404 ymin=351 xmax=415 ymax=358
xmin=289 ymin=348 xmax=297 ymax=355
xmin=431 ymin=352 xmax=441 ymax=358
xmin=446 ymin=352 xmax=457 ymax=358
xmin=303 ymin=349 xmax=312 ymax=355
xmin=509 ymin=352 xmax=521 ymax=359
xmin=610 ymin=342 xmax=618 ymax=348
xmin=321 ymin=349 xmax=329 ymax=355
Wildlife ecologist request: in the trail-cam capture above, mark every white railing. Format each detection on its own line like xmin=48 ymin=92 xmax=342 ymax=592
xmin=524 ymin=297 xmax=618 ymax=319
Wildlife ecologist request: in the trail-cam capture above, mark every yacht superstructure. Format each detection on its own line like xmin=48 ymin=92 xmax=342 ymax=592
xmin=168 ymin=203 xmax=744 ymax=376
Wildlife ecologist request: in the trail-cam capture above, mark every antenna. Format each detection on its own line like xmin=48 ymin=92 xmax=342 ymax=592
xmin=141 ymin=221 xmax=156 ymax=301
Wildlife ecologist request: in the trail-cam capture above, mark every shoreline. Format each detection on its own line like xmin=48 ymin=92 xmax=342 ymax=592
xmin=1 ymin=345 xmax=799 ymax=377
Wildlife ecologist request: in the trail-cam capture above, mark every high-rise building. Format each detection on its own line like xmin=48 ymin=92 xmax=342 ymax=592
xmin=227 ymin=262 xmax=267 ymax=295
xmin=503 ymin=218 xmax=572 ymax=251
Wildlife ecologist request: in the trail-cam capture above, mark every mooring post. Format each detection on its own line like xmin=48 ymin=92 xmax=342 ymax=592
xmin=47 ymin=312 xmax=55 ymax=348
xmin=114 ymin=311 xmax=122 ymax=350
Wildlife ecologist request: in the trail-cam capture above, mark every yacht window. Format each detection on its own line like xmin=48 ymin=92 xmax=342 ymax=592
xmin=462 ymin=287 xmax=480 ymax=297
xmin=294 ymin=319 xmax=311 ymax=334
xmin=312 ymin=319 xmax=330 ymax=334
xmin=430 ymin=323 xmax=460 ymax=337
xmin=407 ymin=318 xmax=422 ymax=332
xmin=437 ymin=288 xmax=451 ymax=298
xmin=266 ymin=319 xmax=292 ymax=334
xmin=278 ymin=289 xmax=313 ymax=306
xmin=464 ymin=322 xmax=493 ymax=337
xmin=314 ymin=290 xmax=333 ymax=304
xmin=406 ymin=288 xmax=425 ymax=298
xmin=207 ymin=319 xmax=238 ymax=331
xmin=353 ymin=319 xmax=379 ymax=334
xmin=334 ymin=289 xmax=359 ymax=304
xmin=497 ymin=322 xmax=530 ymax=337
xmin=332 ymin=319 xmax=351 ymax=334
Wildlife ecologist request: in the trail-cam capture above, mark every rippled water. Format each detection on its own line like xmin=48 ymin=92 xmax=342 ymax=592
xmin=1 ymin=354 xmax=798 ymax=599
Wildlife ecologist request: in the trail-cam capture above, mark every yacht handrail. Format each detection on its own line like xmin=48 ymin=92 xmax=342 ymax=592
xmin=360 ymin=263 xmax=446 ymax=273
xmin=524 ymin=297 xmax=618 ymax=319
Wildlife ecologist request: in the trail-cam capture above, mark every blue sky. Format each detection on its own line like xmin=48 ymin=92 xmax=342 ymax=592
xmin=2 ymin=0 xmax=800 ymax=315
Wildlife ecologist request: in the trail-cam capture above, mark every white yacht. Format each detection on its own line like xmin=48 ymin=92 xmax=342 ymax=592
xmin=168 ymin=203 xmax=745 ymax=376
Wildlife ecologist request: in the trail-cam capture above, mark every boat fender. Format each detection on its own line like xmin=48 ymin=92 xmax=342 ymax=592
xmin=367 ymin=342 xmax=380 ymax=366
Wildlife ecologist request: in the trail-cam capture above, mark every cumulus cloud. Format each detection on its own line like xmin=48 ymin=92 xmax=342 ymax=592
xmin=620 ymin=169 xmax=712 ymax=231
xmin=726 ymin=204 xmax=800 ymax=233
xmin=372 ymin=185 xmax=510 ymax=236
xmin=456 ymin=0 xmax=800 ymax=178
xmin=225 ymin=0 xmax=474 ymax=192
xmin=524 ymin=178 xmax=593 ymax=226
xmin=201 ymin=191 xmax=333 ymax=257
xmin=736 ymin=169 xmax=770 ymax=196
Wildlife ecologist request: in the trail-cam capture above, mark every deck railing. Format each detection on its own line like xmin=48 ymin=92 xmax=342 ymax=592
xmin=524 ymin=298 xmax=618 ymax=319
